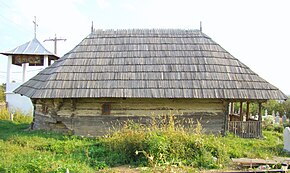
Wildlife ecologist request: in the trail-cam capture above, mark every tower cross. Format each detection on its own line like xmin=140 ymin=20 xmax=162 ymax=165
xmin=33 ymin=16 xmax=38 ymax=38
xmin=44 ymin=34 xmax=67 ymax=55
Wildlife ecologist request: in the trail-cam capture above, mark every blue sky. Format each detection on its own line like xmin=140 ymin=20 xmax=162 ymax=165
xmin=0 ymin=0 xmax=289 ymax=94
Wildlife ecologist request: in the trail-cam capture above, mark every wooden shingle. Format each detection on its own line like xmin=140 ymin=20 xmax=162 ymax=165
xmin=14 ymin=29 xmax=287 ymax=100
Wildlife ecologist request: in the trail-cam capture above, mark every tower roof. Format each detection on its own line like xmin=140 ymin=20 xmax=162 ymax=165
xmin=1 ymin=38 xmax=56 ymax=56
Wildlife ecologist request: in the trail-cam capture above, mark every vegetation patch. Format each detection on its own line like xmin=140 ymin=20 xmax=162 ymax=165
xmin=0 ymin=113 xmax=289 ymax=172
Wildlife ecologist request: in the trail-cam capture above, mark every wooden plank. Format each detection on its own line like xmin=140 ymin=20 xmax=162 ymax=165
xmin=232 ymin=158 xmax=279 ymax=166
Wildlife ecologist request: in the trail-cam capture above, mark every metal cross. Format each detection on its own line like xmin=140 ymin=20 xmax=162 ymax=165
xmin=33 ymin=16 xmax=38 ymax=38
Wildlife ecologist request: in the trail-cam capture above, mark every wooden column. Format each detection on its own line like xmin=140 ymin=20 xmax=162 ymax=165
xmin=258 ymin=102 xmax=263 ymax=138
xmin=230 ymin=102 xmax=234 ymax=115
xmin=240 ymin=102 xmax=243 ymax=121
xmin=246 ymin=102 xmax=250 ymax=121
xmin=223 ymin=101 xmax=229 ymax=136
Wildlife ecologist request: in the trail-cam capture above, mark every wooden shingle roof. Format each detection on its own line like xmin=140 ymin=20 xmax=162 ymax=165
xmin=14 ymin=29 xmax=287 ymax=100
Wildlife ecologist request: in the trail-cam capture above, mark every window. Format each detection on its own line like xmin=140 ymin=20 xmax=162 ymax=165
xmin=102 ymin=103 xmax=111 ymax=115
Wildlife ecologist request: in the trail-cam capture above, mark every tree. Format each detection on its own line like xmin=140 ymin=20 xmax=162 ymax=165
xmin=0 ymin=83 xmax=5 ymax=102
xmin=232 ymin=99 xmax=290 ymax=118
xmin=282 ymin=98 xmax=290 ymax=118
xmin=262 ymin=99 xmax=290 ymax=118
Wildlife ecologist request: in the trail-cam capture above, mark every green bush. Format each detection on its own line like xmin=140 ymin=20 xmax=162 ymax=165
xmin=262 ymin=115 xmax=285 ymax=133
xmin=96 ymin=117 xmax=229 ymax=169
xmin=283 ymin=122 xmax=290 ymax=128
xmin=0 ymin=108 xmax=32 ymax=123
xmin=273 ymin=125 xmax=284 ymax=133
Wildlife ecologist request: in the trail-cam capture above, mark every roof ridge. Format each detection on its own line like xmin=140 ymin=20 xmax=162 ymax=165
xmin=91 ymin=28 xmax=202 ymax=35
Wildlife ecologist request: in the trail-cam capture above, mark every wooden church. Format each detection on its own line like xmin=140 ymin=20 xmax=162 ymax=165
xmin=13 ymin=29 xmax=287 ymax=138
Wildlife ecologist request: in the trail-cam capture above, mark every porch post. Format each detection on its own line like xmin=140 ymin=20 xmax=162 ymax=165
xmin=230 ymin=102 xmax=234 ymax=115
xmin=258 ymin=102 xmax=263 ymax=138
xmin=246 ymin=102 xmax=250 ymax=121
xmin=223 ymin=101 xmax=229 ymax=136
xmin=239 ymin=102 xmax=243 ymax=121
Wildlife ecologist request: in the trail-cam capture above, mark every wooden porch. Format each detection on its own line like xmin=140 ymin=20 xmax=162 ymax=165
xmin=225 ymin=101 xmax=263 ymax=138
xmin=228 ymin=121 xmax=261 ymax=138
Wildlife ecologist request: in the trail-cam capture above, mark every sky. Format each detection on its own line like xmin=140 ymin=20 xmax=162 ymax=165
xmin=0 ymin=0 xmax=289 ymax=95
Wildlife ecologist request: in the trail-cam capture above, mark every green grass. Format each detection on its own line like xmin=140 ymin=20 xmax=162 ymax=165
xmin=0 ymin=114 xmax=289 ymax=172
xmin=0 ymin=121 xmax=96 ymax=172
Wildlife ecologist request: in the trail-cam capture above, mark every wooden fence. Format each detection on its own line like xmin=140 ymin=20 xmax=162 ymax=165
xmin=228 ymin=121 xmax=261 ymax=138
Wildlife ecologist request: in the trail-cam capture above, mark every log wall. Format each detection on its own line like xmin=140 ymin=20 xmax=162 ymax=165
xmin=32 ymin=98 xmax=227 ymax=136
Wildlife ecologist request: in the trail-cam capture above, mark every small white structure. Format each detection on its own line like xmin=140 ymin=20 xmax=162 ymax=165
xmin=284 ymin=127 xmax=290 ymax=152
xmin=1 ymin=38 xmax=58 ymax=114
xmin=282 ymin=113 xmax=287 ymax=124
xmin=275 ymin=115 xmax=280 ymax=124
xmin=272 ymin=110 xmax=275 ymax=117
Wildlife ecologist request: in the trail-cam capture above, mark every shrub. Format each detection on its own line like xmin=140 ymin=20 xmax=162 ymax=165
xmin=0 ymin=108 xmax=32 ymax=123
xmin=262 ymin=116 xmax=274 ymax=131
xmin=96 ymin=115 xmax=229 ymax=169
xmin=273 ymin=124 xmax=284 ymax=133
xmin=283 ymin=122 xmax=290 ymax=128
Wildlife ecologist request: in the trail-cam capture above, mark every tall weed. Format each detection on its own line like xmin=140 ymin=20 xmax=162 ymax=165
xmin=0 ymin=108 xmax=32 ymax=123
xmin=96 ymin=114 xmax=229 ymax=169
